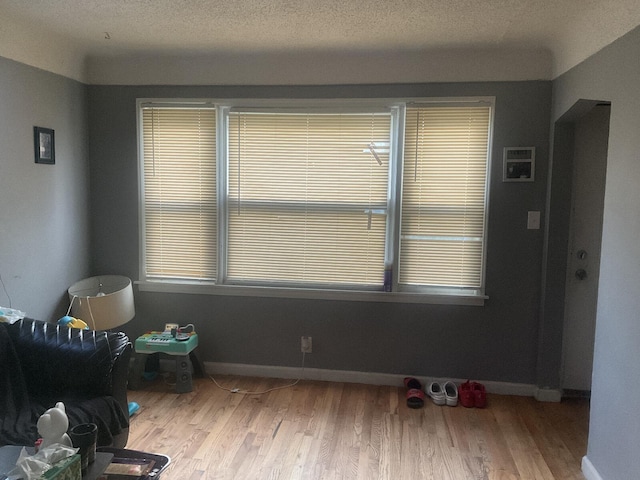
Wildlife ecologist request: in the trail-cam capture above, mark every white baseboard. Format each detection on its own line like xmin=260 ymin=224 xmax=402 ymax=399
xmin=534 ymin=387 xmax=563 ymax=403
xmin=151 ymin=358 xmax=559 ymax=400
xmin=582 ymin=456 xmax=604 ymax=480
xmin=172 ymin=361 xmax=548 ymax=399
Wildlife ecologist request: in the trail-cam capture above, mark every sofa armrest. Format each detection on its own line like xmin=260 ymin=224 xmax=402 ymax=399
xmin=110 ymin=339 xmax=132 ymax=418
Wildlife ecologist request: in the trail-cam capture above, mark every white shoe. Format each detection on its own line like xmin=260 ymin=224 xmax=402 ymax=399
xmin=443 ymin=381 xmax=458 ymax=406
xmin=427 ymin=382 xmax=446 ymax=405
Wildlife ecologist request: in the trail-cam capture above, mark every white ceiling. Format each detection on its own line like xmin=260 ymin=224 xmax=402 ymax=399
xmin=1 ymin=0 xmax=639 ymax=84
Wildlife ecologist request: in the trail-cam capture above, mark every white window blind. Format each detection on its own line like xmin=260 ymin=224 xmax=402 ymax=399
xmin=141 ymin=107 xmax=217 ymax=281
xmin=400 ymin=106 xmax=490 ymax=289
xmin=227 ymin=111 xmax=391 ymax=287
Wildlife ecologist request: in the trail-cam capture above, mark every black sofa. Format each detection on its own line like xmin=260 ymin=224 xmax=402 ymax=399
xmin=0 ymin=318 xmax=132 ymax=448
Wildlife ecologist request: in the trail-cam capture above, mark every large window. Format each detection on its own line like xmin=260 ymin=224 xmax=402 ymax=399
xmin=138 ymin=99 xmax=492 ymax=302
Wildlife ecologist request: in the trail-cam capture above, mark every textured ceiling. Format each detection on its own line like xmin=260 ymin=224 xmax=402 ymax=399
xmin=1 ymin=0 xmax=639 ymax=79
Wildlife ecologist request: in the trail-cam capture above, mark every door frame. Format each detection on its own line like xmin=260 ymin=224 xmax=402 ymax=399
xmin=537 ymin=99 xmax=611 ymax=398
xmin=559 ymin=103 xmax=610 ymax=393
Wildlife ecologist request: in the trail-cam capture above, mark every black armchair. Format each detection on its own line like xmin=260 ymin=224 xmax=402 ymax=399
xmin=0 ymin=318 xmax=132 ymax=448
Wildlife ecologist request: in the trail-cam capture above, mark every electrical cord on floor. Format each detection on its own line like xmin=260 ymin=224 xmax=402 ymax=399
xmin=209 ymin=352 xmax=306 ymax=395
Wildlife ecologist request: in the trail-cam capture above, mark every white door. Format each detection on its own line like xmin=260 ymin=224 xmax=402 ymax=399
xmin=561 ymin=104 xmax=610 ymax=391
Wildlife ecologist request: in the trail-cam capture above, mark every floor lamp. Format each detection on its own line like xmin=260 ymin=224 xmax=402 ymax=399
xmin=67 ymin=275 xmax=140 ymax=416
xmin=67 ymin=275 xmax=135 ymax=331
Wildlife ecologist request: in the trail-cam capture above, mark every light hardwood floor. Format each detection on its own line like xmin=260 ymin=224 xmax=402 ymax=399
xmin=125 ymin=375 xmax=589 ymax=480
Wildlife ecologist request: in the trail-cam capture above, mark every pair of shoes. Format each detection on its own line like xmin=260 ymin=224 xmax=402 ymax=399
xmin=427 ymin=381 xmax=458 ymax=406
xmin=459 ymin=380 xmax=487 ymax=408
xmin=404 ymin=377 xmax=425 ymax=409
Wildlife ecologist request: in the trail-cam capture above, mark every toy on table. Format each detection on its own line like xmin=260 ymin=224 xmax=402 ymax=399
xmin=37 ymin=402 xmax=73 ymax=450
xmin=57 ymin=315 xmax=89 ymax=330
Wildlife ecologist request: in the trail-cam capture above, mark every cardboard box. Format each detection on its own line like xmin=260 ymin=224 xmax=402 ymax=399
xmin=41 ymin=453 xmax=81 ymax=480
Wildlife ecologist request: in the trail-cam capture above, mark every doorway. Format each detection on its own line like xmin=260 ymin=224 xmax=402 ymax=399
xmin=550 ymin=100 xmax=611 ymax=394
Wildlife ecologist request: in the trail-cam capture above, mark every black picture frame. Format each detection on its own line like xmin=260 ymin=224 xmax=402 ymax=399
xmin=34 ymin=126 xmax=55 ymax=164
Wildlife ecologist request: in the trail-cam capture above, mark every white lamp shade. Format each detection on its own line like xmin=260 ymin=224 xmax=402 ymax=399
xmin=68 ymin=275 xmax=135 ymax=330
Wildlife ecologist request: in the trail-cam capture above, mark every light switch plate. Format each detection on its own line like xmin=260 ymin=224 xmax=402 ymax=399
xmin=527 ymin=211 xmax=541 ymax=229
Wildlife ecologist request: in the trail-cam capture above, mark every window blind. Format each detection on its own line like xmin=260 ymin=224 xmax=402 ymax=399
xmin=227 ymin=111 xmax=391 ymax=287
xmin=141 ymin=107 xmax=217 ymax=281
xmin=400 ymin=106 xmax=490 ymax=289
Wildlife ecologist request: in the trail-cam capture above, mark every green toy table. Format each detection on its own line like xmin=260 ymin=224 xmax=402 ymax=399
xmin=129 ymin=332 xmax=204 ymax=393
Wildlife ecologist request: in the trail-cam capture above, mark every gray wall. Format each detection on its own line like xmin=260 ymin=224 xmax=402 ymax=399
xmin=88 ymin=81 xmax=552 ymax=384
xmin=552 ymin=26 xmax=640 ymax=479
xmin=0 ymin=57 xmax=90 ymax=321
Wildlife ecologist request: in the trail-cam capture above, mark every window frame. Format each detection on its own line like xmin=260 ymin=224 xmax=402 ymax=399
xmin=223 ymin=106 xmax=398 ymax=290
xmin=137 ymin=97 xmax=494 ymax=306
xmin=138 ymin=103 xmax=218 ymax=283
xmin=394 ymin=101 xmax=494 ymax=297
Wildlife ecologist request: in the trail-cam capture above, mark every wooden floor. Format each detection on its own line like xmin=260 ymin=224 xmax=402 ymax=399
xmin=126 ymin=375 xmax=589 ymax=480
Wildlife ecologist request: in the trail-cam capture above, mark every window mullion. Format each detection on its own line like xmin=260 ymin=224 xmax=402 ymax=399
xmin=217 ymin=106 xmax=230 ymax=285
xmin=386 ymin=105 xmax=404 ymax=291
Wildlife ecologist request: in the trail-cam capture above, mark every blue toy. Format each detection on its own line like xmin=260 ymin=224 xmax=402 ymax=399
xmin=128 ymin=401 xmax=140 ymax=416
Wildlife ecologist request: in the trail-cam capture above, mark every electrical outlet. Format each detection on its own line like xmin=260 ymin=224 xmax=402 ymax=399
xmin=301 ymin=336 xmax=312 ymax=353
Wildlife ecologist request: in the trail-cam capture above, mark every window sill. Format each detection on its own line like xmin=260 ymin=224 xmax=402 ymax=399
xmin=136 ymin=281 xmax=487 ymax=306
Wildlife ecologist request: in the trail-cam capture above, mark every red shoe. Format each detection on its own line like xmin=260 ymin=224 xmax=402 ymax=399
xmin=458 ymin=380 xmax=475 ymax=408
xmin=472 ymin=382 xmax=487 ymax=408
xmin=404 ymin=377 xmax=425 ymax=409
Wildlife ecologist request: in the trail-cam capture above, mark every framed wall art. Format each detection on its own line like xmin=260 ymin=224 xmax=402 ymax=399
xmin=34 ymin=126 xmax=55 ymax=165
